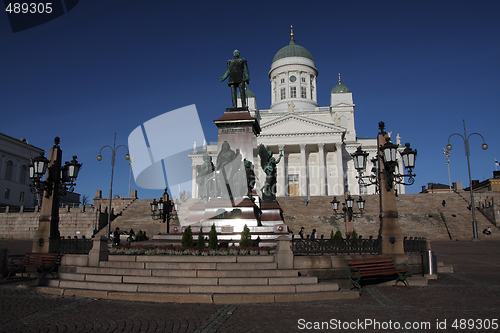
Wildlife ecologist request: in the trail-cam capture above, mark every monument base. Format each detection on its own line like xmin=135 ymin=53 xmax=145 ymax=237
xmin=153 ymin=197 xmax=288 ymax=247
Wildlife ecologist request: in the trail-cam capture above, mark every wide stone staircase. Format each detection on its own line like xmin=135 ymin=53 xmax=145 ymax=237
xmin=96 ymin=192 xmax=499 ymax=242
xmin=95 ymin=198 xmax=197 ymax=238
xmin=277 ymin=192 xmax=500 ymax=241
xmin=36 ymin=255 xmax=356 ymax=304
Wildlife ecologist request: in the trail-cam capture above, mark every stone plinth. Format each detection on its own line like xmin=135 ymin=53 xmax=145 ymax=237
xmin=213 ymin=108 xmax=260 ymax=164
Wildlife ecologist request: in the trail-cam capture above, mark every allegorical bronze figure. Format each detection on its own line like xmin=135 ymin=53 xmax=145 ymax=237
xmin=219 ymin=50 xmax=249 ymax=108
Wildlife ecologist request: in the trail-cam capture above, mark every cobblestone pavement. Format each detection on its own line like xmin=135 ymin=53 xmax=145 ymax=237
xmin=0 ymin=240 xmax=499 ymax=332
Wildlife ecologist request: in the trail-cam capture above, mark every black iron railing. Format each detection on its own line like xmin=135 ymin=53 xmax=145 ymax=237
xmin=403 ymin=237 xmax=428 ymax=253
xmin=292 ymin=237 xmax=382 ymax=255
xmin=49 ymin=236 xmax=94 ymax=254
xmin=292 ymin=236 xmax=427 ymax=255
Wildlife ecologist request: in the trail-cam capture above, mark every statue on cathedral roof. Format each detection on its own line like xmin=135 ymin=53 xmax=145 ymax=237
xmin=220 ymin=50 xmax=250 ymax=109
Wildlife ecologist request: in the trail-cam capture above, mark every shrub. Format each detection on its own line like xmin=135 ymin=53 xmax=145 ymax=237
xmin=350 ymin=229 xmax=358 ymax=245
xmin=181 ymin=226 xmax=193 ymax=248
xmin=239 ymin=224 xmax=253 ymax=248
xmin=196 ymin=227 xmax=205 ymax=249
xmin=334 ymin=230 xmax=343 ymax=240
xmin=209 ymin=224 xmax=218 ymax=250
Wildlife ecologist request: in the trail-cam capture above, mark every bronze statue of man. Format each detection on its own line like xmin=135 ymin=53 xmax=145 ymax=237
xmin=219 ymin=50 xmax=249 ymax=108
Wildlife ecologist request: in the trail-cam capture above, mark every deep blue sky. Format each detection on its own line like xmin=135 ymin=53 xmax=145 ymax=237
xmin=1 ymin=1 xmax=499 ymax=201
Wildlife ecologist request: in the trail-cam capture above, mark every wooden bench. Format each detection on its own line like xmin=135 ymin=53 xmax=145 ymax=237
xmin=345 ymin=256 xmax=409 ymax=292
xmin=7 ymin=252 xmax=61 ymax=279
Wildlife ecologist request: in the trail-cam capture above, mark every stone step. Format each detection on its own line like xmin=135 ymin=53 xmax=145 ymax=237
xmin=22 ymin=285 xmax=359 ymax=304
xmin=108 ymin=255 xmax=275 ymax=263
xmin=98 ymin=260 xmax=279 ymax=271
xmin=43 ymin=277 xmax=338 ymax=294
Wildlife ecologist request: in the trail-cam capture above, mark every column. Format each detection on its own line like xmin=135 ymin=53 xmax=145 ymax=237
xmin=335 ymin=143 xmax=344 ymax=194
xmin=191 ymin=165 xmax=198 ymax=199
xmin=277 ymin=145 xmax=286 ymax=197
xmin=318 ymin=143 xmax=326 ymax=196
xmin=300 ymin=143 xmax=307 ymax=196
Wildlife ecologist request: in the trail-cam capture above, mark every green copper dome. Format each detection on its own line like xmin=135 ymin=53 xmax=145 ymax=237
xmin=331 ymin=83 xmax=351 ymax=94
xmin=272 ymin=39 xmax=314 ymax=63
xmin=237 ymin=87 xmax=255 ymax=98
xmin=331 ymin=74 xmax=351 ymax=93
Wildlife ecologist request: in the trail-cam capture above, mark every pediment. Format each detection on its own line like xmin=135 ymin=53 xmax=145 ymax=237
xmin=260 ymin=114 xmax=345 ymax=135
xmin=331 ymin=102 xmax=354 ymax=108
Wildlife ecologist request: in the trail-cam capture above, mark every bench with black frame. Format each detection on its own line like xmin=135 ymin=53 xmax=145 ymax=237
xmin=345 ymin=256 xmax=409 ymax=292
xmin=7 ymin=252 xmax=61 ymax=279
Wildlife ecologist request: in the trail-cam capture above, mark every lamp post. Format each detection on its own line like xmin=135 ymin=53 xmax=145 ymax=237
xmin=331 ymin=194 xmax=365 ymax=236
xmin=446 ymin=120 xmax=488 ymax=239
xmin=151 ymin=188 xmax=174 ymax=234
xmin=97 ymin=133 xmax=130 ymax=239
xmin=29 ymin=137 xmax=82 ymax=253
xmin=442 ymin=148 xmax=452 ymax=193
xmin=351 ymin=122 xmax=417 ymax=259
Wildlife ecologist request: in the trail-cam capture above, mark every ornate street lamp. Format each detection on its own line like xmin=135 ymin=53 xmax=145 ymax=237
xmin=97 ymin=133 xmax=130 ymax=239
xmin=151 ymin=188 xmax=174 ymax=233
xmin=351 ymin=121 xmax=418 ymax=257
xmin=446 ymin=119 xmax=488 ymax=239
xmin=29 ymin=137 xmax=82 ymax=253
xmin=331 ymin=195 xmax=365 ymax=222
xmin=29 ymin=141 xmax=82 ymax=198
xmin=352 ymin=123 xmax=417 ymax=192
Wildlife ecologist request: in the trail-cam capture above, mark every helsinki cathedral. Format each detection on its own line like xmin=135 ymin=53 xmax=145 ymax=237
xmin=190 ymin=29 xmax=406 ymax=198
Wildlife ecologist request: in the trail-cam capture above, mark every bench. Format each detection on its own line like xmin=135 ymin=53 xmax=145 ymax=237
xmin=345 ymin=256 xmax=409 ymax=292
xmin=7 ymin=252 xmax=61 ymax=279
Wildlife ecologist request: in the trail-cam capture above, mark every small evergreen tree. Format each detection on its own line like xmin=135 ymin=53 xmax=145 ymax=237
xmin=181 ymin=226 xmax=193 ymax=247
xmin=239 ymin=224 xmax=253 ymax=248
xmin=209 ymin=224 xmax=218 ymax=250
xmin=350 ymin=229 xmax=358 ymax=245
xmin=196 ymin=227 xmax=205 ymax=249
xmin=334 ymin=230 xmax=343 ymax=240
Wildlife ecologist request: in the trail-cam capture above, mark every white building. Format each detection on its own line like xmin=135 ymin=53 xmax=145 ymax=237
xmin=190 ymin=31 xmax=406 ymax=198
xmin=0 ymin=132 xmax=44 ymax=208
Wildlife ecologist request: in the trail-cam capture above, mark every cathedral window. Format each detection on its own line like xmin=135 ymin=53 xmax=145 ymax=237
xmin=280 ymin=88 xmax=285 ymax=100
xmin=301 ymin=87 xmax=306 ymax=98
xmin=290 ymin=87 xmax=296 ymax=98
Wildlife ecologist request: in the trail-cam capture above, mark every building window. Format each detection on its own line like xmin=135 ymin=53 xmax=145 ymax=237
xmin=20 ymin=191 xmax=24 ymax=202
xmin=5 ymin=161 xmax=13 ymax=181
xmin=302 ymin=77 xmax=306 ymax=83
xmin=5 ymin=188 xmax=10 ymax=199
xmin=20 ymin=165 xmax=27 ymax=184
xmin=290 ymin=87 xmax=296 ymax=98
xmin=301 ymin=87 xmax=306 ymax=98
xmin=280 ymin=78 xmax=285 ymax=84
xmin=288 ymin=174 xmax=299 ymax=183
xmin=280 ymin=88 xmax=285 ymax=100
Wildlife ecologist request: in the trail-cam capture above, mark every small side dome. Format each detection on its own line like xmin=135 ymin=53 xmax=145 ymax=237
xmin=331 ymin=73 xmax=351 ymax=94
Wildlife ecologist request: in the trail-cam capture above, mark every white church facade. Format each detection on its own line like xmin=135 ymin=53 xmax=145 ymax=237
xmin=190 ymin=31 xmax=406 ymax=198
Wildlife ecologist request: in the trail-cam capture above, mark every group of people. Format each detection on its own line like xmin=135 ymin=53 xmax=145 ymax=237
xmin=298 ymin=226 xmax=318 ymax=240
xmin=113 ymin=227 xmax=148 ymax=245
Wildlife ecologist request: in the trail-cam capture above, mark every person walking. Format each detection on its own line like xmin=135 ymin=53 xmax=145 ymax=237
xmin=299 ymin=227 xmax=305 ymax=239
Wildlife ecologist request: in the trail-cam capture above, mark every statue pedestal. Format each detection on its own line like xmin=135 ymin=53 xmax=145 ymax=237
xmin=213 ymin=107 xmax=260 ymax=164
xmin=154 ymin=107 xmax=287 ymax=246
xmin=154 ymin=197 xmax=288 ymax=246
